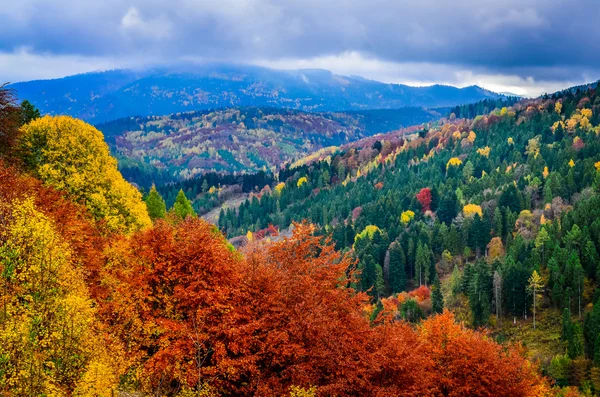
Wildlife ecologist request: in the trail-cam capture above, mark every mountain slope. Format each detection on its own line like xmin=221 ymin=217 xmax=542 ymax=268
xmin=98 ymin=106 xmax=441 ymax=183
xmin=9 ymin=63 xmax=503 ymax=123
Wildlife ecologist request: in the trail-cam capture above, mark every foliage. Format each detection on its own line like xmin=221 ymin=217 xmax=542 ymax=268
xmin=145 ymin=184 xmax=167 ymax=220
xmin=17 ymin=115 xmax=151 ymax=233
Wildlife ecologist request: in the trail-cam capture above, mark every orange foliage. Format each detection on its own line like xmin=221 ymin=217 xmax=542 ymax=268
xmin=409 ymin=285 xmax=431 ymax=302
xmin=420 ymin=311 xmax=550 ymax=397
xmin=0 ymin=159 xmax=552 ymax=396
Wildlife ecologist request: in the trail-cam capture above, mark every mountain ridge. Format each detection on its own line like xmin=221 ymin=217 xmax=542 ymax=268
xmin=8 ymin=63 xmax=503 ymax=123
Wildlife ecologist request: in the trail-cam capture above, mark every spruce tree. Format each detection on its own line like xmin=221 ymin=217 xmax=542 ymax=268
xmin=431 ymin=274 xmax=444 ymax=314
xmin=172 ymin=189 xmax=196 ymax=220
xmin=20 ymin=100 xmax=40 ymax=126
xmin=145 ymin=184 xmax=167 ymax=220
xmin=388 ymin=242 xmax=406 ymax=293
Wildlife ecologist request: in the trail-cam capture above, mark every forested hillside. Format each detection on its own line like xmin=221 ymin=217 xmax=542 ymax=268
xmin=0 ymin=84 xmax=554 ymax=396
xmin=217 ymin=84 xmax=600 ymax=392
xmin=97 ymin=106 xmax=441 ymax=184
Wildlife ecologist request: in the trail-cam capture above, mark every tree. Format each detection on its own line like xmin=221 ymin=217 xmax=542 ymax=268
xmin=534 ymin=228 xmax=550 ymax=265
xmin=416 ymin=187 xmax=432 ymax=212
xmin=421 ymin=312 xmax=550 ymax=397
xmin=431 ymin=275 xmax=444 ymax=314
xmin=415 ymin=242 xmax=431 ymax=286
xmin=527 ymin=270 xmax=544 ymax=329
xmin=172 ymin=189 xmax=196 ymax=220
xmin=0 ymin=83 xmax=20 ymax=156
xmin=17 ymin=115 xmax=151 ymax=232
xmin=0 ymin=198 xmax=119 ymax=395
xmin=201 ymin=178 xmax=209 ymax=193
xmin=493 ymin=270 xmax=503 ymax=321
xmin=145 ymin=184 xmax=167 ymax=220
xmin=400 ymin=298 xmax=424 ymax=323
xmin=388 ymin=242 xmax=407 ymax=293
xmin=437 ymin=194 xmax=458 ymax=225
xmin=20 ymin=99 xmax=40 ymax=126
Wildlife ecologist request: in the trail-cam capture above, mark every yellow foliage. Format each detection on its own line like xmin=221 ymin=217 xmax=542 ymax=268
xmin=507 ymin=137 xmax=514 ymax=145
xmin=463 ymin=204 xmax=483 ymax=218
xmin=595 ymin=161 xmax=600 ymax=171
xmin=543 ymin=166 xmax=549 ymax=178
xmin=297 ymin=176 xmax=308 ymax=187
xmin=0 ymin=199 xmax=120 ymax=395
xmin=467 ymin=131 xmax=476 ymax=143
xmin=208 ymin=186 xmax=217 ymax=194
xmin=446 ymin=157 xmax=463 ymax=170
xmin=476 ymin=146 xmax=491 ymax=158
xmin=569 ymin=159 xmax=575 ymax=168
xmin=289 ymin=385 xmax=318 ymax=397
xmin=274 ymin=182 xmax=286 ymax=195
xmin=581 ymin=108 xmax=593 ymax=119
xmin=247 ymin=231 xmax=253 ymax=241
xmin=551 ymin=120 xmax=565 ymax=133
xmin=555 ymin=101 xmax=562 ymax=114
xmin=500 ymin=107 xmax=508 ymax=116
xmin=452 ymin=131 xmax=462 ymax=140
xmin=526 ymin=137 xmax=540 ymax=159
xmin=401 ymin=210 xmax=415 ymax=225
xmin=18 ymin=116 xmax=151 ymax=233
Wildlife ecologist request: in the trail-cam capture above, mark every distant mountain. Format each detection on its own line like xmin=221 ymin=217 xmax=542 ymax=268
xmin=97 ymin=106 xmax=441 ymax=185
xmin=9 ymin=63 xmax=503 ymax=123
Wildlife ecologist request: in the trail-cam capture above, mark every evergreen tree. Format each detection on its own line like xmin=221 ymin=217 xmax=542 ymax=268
xmin=388 ymin=242 xmax=407 ymax=293
xmin=145 ymin=184 xmax=167 ymax=220
xmin=437 ymin=194 xmax=458 ymax=225
xmin=431 ymin=275 xmax=444 ymax=314
xmin=172 ymin=189 xmax=196 ymax=220
xmin=20 ymin=100 xmax=40 ymax=126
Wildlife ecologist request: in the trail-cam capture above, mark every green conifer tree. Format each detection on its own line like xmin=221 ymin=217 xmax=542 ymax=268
xmin=145 ymin=184 xmax=167 ymax=220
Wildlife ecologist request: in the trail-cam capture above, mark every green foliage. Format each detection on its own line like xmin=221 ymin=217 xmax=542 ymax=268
xmin=171 ymin=189 xmax=196 ymax=220
xmin=432 ymin=275 xmax=444 ymax=314
xmin=145 ymin=184 xmax=167 ymax=220
xmin=19 ymin=100 xmax=40 ymax=126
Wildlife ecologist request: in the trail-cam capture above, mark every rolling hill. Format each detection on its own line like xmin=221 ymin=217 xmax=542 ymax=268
xmin=97 ymin=106 xmax=441 ymax=184
xmin=9 ymin=63 xmax=503 ymax=123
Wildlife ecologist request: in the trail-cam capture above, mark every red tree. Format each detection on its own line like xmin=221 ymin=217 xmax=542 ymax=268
xmin=416 ymin=187 xmax=432 ymax=212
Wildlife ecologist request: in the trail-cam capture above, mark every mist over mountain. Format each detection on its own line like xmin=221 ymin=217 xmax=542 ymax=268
xmin=9 ymin=63 xmax=503 ymax=123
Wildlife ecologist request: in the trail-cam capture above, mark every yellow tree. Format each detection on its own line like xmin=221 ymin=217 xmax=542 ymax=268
xmin=18 ymin=115 xmax=151 ymax=233
xmin=527 ymin=270 xmax=544 ymax=329
xmin=0 ymin=198 xmax=121 ymax=395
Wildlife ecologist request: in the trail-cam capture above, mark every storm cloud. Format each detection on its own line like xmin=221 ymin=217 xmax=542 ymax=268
xmin=1 ymin=0 xmax=599 ymax=96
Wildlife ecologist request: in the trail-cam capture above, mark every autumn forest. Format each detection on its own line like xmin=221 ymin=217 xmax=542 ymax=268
xmin=3 ymin=72 xmax=600 ymax=396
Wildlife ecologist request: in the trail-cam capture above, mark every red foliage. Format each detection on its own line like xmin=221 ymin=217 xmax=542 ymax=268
xmin=573 ymin=137 xmax=585 ymax=151
xmin=416 ymin=187 xmax=432 ymax=212
xmin=374 ymin=182 xmax=384 ymax=190
xmin=103 ymin=221 xmax=434 ymax=395
xmin=352 ymin=206 xmax=363 ymax=221
xmin=409 ymin=285 xmax=431 ymax=302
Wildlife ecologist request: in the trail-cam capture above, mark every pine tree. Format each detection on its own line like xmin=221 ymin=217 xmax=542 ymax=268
xmin=431 ymin=275 xmax=444 ymax=314
xmin=20 ymin=100 xmax=40 ymax=126
xmin=145 ymin=184 xmax=167 ymax=220
xmin=388 ymin=242 xmax=406 ymax=293
xmin=437 ymin=195 xmax=457 ymax=225
xmin=172 ymin=189 xmax=196 ymax=220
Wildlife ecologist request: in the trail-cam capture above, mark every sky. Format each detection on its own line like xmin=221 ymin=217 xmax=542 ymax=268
xmin=1 ymin=0 xmax=600 ymax=97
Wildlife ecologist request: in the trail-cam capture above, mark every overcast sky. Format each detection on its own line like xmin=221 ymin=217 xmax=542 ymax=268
xmin=1 ymin=0 xmax=599 ymax=96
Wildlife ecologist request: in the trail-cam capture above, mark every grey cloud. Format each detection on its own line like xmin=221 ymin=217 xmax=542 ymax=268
xmin=0 ymin=0 xmax=599 ymax=89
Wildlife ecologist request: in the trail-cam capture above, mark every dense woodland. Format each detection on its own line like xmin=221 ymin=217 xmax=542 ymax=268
xmin=215 ymin=83 xmax=600 ymax=393
xmin=0 ymin=80 xmax=597 ymax=396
